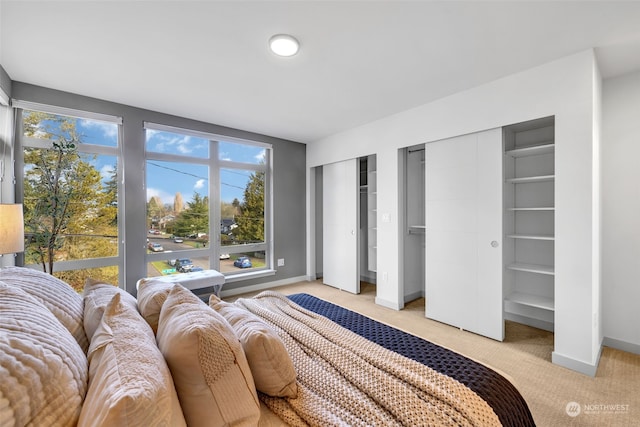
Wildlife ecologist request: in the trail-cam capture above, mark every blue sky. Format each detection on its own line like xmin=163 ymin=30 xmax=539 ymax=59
xmin=76 ymin=120 xmax=264 ymax=207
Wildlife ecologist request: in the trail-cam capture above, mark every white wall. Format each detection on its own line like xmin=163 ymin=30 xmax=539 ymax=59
xmin=307 ymin=50 xmax=601 ymax=374
xmin=602 ymin=70 xmax=640 ymax=353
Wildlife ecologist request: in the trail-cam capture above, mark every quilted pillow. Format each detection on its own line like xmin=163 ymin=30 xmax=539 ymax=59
xmin=136 ymin=278 xmax=175 ymax=333
xmin=157 ymin=284 xmax=260 ymax=427
xmin=209 ymin=294 xmax=297 ymax=397
xmin=0 ymin=266 xmax=89 ymax=353
xmin=78 ymin=293 xmax=186 ymax=426
xmin=0 ymin=281 xmax=88 ymax=426
xmin=83 ymin=278 xmax=138 ymax=342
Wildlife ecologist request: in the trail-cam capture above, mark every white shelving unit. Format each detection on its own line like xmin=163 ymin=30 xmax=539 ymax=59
xmin=503 ymin=117 xmax=556 ymax=332
xmin=367 ymin=159 xmax=377 ymax=273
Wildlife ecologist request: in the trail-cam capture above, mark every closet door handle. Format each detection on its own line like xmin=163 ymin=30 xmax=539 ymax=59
xmin=491 ymin=240 xmax=499 ymax=248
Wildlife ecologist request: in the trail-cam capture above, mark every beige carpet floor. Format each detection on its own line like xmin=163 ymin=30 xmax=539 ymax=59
xmin=229 ymin=280 xmax=640 ymax=427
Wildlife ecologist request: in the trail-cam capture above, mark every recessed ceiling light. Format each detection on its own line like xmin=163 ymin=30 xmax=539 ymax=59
xmin=269 ymin=34 xmax=299 ymax=57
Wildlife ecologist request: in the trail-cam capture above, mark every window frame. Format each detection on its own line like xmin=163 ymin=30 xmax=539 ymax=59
xmin=143 ymin=122 xmax=273 ymax=279
xmin=14 ymin=101 xmax=124 ymax=285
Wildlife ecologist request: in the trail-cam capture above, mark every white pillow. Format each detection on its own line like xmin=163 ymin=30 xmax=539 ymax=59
xmin=136 ymin=278 xmax=175 ymax=333
xmin=78 ymin=293 xmax=186 ymax=426
xmin=0 ymin=281 xmax=88 ymax=427
xmin=157 ymin=284 xmax=260 ymax=427
xmin=209 ymin=294 xmax=297 ymax=397
xmin=82 ymin=278 xmax=138 ymax=342
xmin=0 ymin=266 xmax=89 ymax=353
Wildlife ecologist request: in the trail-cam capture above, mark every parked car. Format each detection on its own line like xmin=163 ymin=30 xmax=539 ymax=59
xmin=233 ymin=256 xmax=252 ymax=269
xmin=147 ymin=243 xmax=164 ymax=252
xmin=178 ymin=265 xmax=195 ymax=273
xmin=189 ymin=266 xmax=204 ymax=272
xmin=219 ymin=253 xmax=230 ymax=260
xmin=176 ymin=259 xmax=194 ymax=272
xmin=173 ymin=237 xmax=184 ymax=243
xmin=169 ymin=258 xmax=192 ymax=268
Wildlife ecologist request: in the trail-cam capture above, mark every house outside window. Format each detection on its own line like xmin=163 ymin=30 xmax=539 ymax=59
xmin=15 ymin=104 xmax=123 ymax=292
xmin=144 ymin=123 xmax=272 ymax=278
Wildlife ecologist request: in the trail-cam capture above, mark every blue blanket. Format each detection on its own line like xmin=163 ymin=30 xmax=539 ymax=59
xmin=288 ymin=293 xmax=536 ymax=427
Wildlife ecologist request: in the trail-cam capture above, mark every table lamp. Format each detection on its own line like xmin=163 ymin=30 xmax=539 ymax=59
xmin=0 ymin=204 xmax=25 ymax=255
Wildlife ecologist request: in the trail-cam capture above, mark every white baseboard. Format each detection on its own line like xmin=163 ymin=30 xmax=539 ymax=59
xmin=504 ymin=312 xmax=554 ymax=332
xmin=360 ymin=275 xmax=377 ymax=285
xmin=403 ymin=290 xmax=423 ymax=303
xmin=375 ymin=296 xmax=402 ymax=311
xmin=552 ymin=347 xmax=602 ymax=377
xmin=602 ymin=336 xmax=640 ymax=356
xmin=221 ymin=275 xmax=309 ymax=298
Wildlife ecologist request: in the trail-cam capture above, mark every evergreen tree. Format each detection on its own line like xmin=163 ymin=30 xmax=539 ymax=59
xmin=234 ymin=171 xmax=264 ymax=243
xmin=172 ymin=192 xmax=209 ymax=237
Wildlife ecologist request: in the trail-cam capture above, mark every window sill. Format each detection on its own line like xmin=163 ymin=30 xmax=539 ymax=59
xmin=224 ymin=269 xmax=276 ymax=283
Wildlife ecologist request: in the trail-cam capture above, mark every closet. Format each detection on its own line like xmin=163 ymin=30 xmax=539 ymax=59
xmin=424 ymin=129 xmax=504 ymax=341
xmin=503 ymin=117 xmax=555 ymax=332
xmin=402 ymin=144 xmax=425 ymax=303
xmin=413 ymin=117 xmax=554 ymax=341
xmin=322 ymin=155 xmax=376 ymax=294
xmin=360 ymin=156 xmax=377 ymax=282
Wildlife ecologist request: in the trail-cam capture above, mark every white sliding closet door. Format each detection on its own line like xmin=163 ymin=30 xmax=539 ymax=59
xmin=425 ymin=129 xmax=503 ymax=341
xmin=323 ymin=159 xmax=360 ymax=294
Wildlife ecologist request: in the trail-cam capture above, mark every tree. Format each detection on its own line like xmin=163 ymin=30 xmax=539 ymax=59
xmin=174 ymin=192 xmax=184 ymax=214
xmin=234 ymin=171 xmax=264 ymax=243
xmin=22 ymin=112 xmax=116 ymax=274
xmin=172 ymin=192 xmax=209 ymax=237
xmin=102 ymin=164 xmax=118 ymax=226
xmin=147 ymin=195 xmax=164 ymax=228
xmin=221 ymin=200 xmax=240 ymax=219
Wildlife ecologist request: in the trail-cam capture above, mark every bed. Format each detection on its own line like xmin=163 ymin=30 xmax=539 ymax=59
xmin=233 ymin=291 xmax=536 ymax=427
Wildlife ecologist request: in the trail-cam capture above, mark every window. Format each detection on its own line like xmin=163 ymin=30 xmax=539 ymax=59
xmin=144 ymin=123 xmax=272 ymax=278
xmin=16 ymin=105 xmax=122 ymax=292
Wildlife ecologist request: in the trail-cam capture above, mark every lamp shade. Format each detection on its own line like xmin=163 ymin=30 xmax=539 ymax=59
xmin=0 ymin=204 xmax=25 ymax=254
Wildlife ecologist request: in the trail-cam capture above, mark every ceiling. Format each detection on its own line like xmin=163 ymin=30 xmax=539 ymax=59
xmin=2 ymin=1 xmax=640 ymax=144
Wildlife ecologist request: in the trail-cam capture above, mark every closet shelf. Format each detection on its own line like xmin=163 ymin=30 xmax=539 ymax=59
xmin=507 ymin=207 xmax=554 ymax=211
xmin=506 ymin=234 xmax=555 ymax=241
xmin=506 ymin=175 xmax=554 ymax=184
xmin=506 ymin=143 xmax=554 ymax=158
xmin=506 ymin=263 xmax=554 ymax=275
xmin=505 ymin=292 xmax=554 ymax=311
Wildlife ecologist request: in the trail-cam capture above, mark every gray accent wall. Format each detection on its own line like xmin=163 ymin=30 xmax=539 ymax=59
xmin=0 ymin=64 xmax=11 ymax=98
xmin=10 ymin=82 xmax=306 ymax=295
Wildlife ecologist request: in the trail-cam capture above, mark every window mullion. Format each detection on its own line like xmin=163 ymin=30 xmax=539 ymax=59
xmin=211 ymin=140 xmax=220 ymax=269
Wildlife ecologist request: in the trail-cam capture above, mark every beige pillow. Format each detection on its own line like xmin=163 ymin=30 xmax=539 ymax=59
xmin=136 ymin=278 xmax=175 ymax=333
xmin=83 ymin=278 xmax=138 ymax=342
xmin=157 ymin=284 xmax=260 ymax=427
xmin=78 ymin=293 xmax=186 ymax=427
xmin=209 ymin=294 xmax=297 ymax=398
xmin=0 ymin=281 xmax=88 ymax=427
xmin=0 ymin=266 xmax=89 ymax=353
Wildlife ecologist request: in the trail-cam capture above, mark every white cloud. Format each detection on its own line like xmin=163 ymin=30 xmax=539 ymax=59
xmin=79 ymin=119 xmax=118 ymax=139
xmin=254 ymin=149 xmax=266 ymax=163
xmin=146 ymin=132 xmax=207 ymax=155
xmin=194 ymin=179 xmax=205 ymax=189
